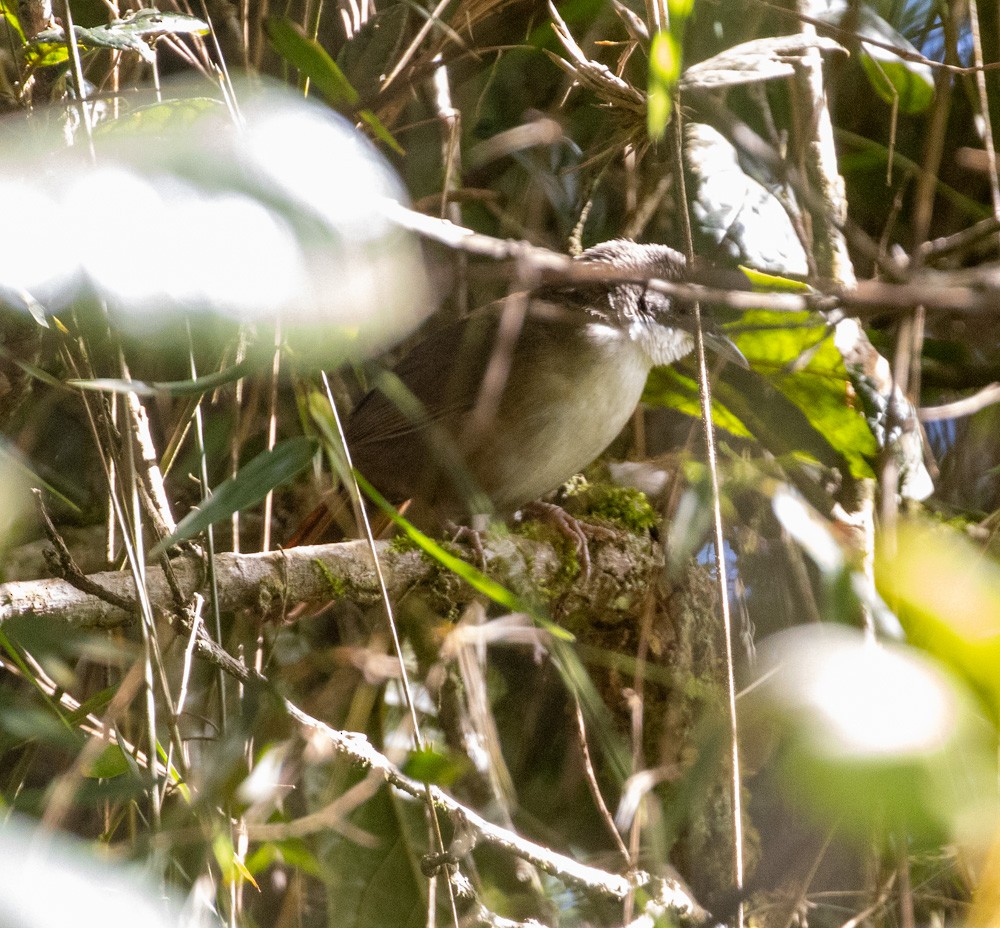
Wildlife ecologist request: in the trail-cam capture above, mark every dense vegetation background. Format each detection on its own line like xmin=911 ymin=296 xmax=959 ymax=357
xmin=1 ymin=1 xmax=1000 ymax=927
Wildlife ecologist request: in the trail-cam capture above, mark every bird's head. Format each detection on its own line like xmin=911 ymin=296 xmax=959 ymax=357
xmin=575 ymin=240 xmax=746 ymax=368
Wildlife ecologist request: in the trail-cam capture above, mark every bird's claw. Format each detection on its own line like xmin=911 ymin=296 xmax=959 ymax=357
xmin=445 ymin=520 xmax=488 ymax=570
xmin=520 ymin=501 xmax=614 ymax=579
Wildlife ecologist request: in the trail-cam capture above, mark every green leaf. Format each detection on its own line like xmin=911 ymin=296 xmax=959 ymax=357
xmin=246 ymin=839 xmax=324 ymax=878
xmin=648 ymin=30 xmax=680 ymax=140
xmin=850 ymin=8 xmax=934 ymax=116
xmin=877 ymin=520 xmax=1000 ymax=721
xmin=86 ymin=742 xmax=132 ymax=779
xmin=837 ymin=129 xmax=988 ymax=221
xmin=0 ymin=0 xmax=25 ymax=43
xmin=69 ymin=356 xmax=261 ymax=398
xmin=644 ymin=365 xmax=752 ymax=437
xmin=264 ymin=16 xmax=402 ymax=153
xmin=645 ymin=311 xmax=877 ymax=477
xmin=265 ymin=16 xmax=360 ymax=107
xmin=150 ymin=436 xmax=318 ymax=558
xmin=358 ymin=109 xmax=404 ymax=156
xmin=738 ymin=265 xmax=811 ymax=293
xmin=401 ymin=747 xmax=468 ymax=787
xmin=860 ymin=50 xmax=934 ymax=115
xmin=23 ymin=42 xmax=69 ymax=68
xmin=30 ymin=10 xmax=208 ymax=65
xmin=94 ymin=96 xmax=226 ymax=138
xmin=0 ymin=442 xmax=82 ymax=514
xmin=730 ymin=311 xmax=877 ymax=476
xmin=322 ymin=775 xmax=425 ymax=928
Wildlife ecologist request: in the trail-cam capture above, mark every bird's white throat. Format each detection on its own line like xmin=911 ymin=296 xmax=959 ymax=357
xmin=628 ymin=317 xmax=695 ymax=367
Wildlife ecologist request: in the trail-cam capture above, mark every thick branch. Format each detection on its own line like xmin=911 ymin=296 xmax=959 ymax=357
xmin=0 ymin=533 xmax=655 ymax=628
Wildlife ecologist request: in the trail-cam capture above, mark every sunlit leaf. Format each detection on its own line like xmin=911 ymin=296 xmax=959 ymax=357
xmin=738 ymin=266 xmax=810 ymax=292
xmin=647 ymin=309 xmax=876 ymax=480
xmin=213 ymin=832 xmax=260 ymax=889
xmin=644 ymin=365 xmax=752 ymax=437
xmin=731 ymin=311 xmax=877 ymax=477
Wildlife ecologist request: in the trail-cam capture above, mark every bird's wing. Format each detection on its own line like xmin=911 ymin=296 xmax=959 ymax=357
xmin=345 ymin=309 xmax=501 ymax=449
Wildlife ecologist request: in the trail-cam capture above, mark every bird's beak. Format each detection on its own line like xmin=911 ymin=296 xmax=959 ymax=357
xmin=702 ymin=329 xmax=749 ymax=369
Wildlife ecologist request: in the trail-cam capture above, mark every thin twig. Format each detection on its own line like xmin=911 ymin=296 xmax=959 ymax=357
xmin=921 ymin=382 xmax=1000 ymax=421
xmin=319 ymin=372 xmax=461 ymax=926
xmin=573 ymin=697 xmax=632 ymax=869
xmin=673 ymin=94 xmax=744 ymax=928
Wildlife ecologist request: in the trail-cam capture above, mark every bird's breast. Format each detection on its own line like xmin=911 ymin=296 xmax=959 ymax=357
xmin=470 ymin=323 xmax=652 ymax=510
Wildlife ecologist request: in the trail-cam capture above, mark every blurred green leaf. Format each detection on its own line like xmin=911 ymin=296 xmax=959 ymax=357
xmin=86 ymin=742 xmax=132 ymax=779
xmin=402 ymin=746 xmax=468 ymax=787
xmin=0 ymin=0 xmax=25 ymax=42
xmin=0 ymin=441 xmax=80 ymax=515
xmin=877 ymin=520 xmax=1000 ymax=721
xmin=150 ymin=436 xmax=318 ymax=557
xmin=744 ymin=625 xmax=999 ymax=848
xmin=245 ymin=839 xmax=324 ymax=878
xmin=213 ymin=832 xmax=260 ymax=888
xmin=94 ymin=96 xmax=226 ymax=137
xmin=837 ymin=129 xmax=989 ymax=221
xmin=322 ymin=779 xmax=425 ymax=928
xmin=668 ymin=0 xmax=694 ymax=22
xmin=648 ymin=30 xmax=679 ymax=140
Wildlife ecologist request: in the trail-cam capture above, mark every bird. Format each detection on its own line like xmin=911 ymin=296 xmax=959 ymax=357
xmin=341 ymin=239 xmax=743 ymax=539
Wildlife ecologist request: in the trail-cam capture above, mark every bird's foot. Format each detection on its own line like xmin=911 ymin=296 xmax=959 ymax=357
xmin=520 ymin=501 xmax=615 ymax=579
xmin=445 ymin=520 xmax=488 ymax=570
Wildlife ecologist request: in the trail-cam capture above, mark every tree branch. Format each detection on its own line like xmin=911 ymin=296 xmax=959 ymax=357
xmin=0 ymin=532 xmax=657 ymax=629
